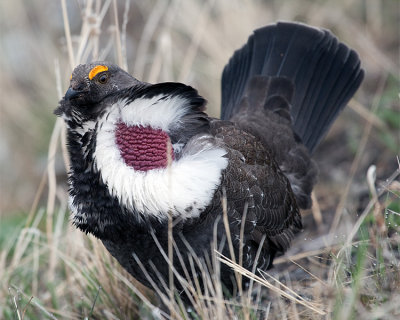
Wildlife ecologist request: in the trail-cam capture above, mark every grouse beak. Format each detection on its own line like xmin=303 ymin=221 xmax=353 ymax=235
xmin=64 ymin=87 xmax=82 ymax=101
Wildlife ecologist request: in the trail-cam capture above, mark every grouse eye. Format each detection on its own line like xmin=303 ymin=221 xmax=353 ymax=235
xmin=98 ymin=73 xmax=109 ymax=84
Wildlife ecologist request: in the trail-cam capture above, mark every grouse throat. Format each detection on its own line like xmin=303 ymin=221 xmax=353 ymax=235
xmin=115 ymin=122 xmax=174 ymax=171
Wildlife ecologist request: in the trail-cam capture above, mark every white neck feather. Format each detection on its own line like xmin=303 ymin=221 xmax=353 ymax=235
xmin=119 ymin=94 xmax=192 ymax=131
xmin=93 ymin=97 xmax=228 ymax=220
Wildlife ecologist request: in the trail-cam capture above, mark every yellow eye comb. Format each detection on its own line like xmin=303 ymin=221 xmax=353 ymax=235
xmin=88 ymin=65 xmax=108 ymax=80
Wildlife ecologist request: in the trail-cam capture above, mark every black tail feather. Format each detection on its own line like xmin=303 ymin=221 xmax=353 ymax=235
xmin=221 ymin=22 xmax=364 ymax=153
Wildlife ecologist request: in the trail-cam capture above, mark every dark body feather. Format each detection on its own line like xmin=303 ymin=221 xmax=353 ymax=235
xmin=221 ymin=22 xmax=364 ymax=209
xmin=56 ymin=22 xmax=363 ymax=303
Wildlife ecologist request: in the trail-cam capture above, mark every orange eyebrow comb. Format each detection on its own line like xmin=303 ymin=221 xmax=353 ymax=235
xmin=88 ymin=65 xmax=108 ymax=80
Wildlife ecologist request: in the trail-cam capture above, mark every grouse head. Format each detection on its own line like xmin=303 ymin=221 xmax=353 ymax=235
xmin=55 ymin=62 xmax=227 ymax=221
xmin=55 ymin=62 xmax=139 ymax=124
xmin=55 ymin=61 xmax=212 ymax=157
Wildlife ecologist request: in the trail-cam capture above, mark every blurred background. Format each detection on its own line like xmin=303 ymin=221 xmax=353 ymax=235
xmin=0 ymin=0 xmax=398 ymax=218
xmin=0 ymin=1 xmax=399 ymax=318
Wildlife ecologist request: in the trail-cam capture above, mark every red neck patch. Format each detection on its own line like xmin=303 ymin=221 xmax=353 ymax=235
xmin=115 ymin=122 xmax=174 ymax=171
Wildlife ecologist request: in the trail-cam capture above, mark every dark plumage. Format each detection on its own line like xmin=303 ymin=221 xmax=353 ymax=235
xmin=55 ymin=22 xmax=363 ymax=303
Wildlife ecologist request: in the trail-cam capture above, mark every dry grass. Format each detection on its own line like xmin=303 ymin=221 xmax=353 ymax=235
xmin=1 ymin=0 xmax=399 ymax=319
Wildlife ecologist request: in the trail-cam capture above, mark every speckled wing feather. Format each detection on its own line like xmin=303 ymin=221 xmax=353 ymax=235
xmin=226 ymin=75 xmax=317 ymax=210
xmin=211 ymin=120 xmax=301 ymax=270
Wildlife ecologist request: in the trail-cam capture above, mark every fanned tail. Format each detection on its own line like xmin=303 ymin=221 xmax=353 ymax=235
xmin=221 ymin=21 xmax=364 ymax=153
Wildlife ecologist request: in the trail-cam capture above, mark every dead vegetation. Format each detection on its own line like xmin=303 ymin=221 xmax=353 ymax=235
xmin=1 ymin=0 xmax=399 ymax=319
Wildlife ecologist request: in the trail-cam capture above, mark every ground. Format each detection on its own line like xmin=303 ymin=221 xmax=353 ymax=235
xmin=1 ymin=0 xmax=399 ymax=319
